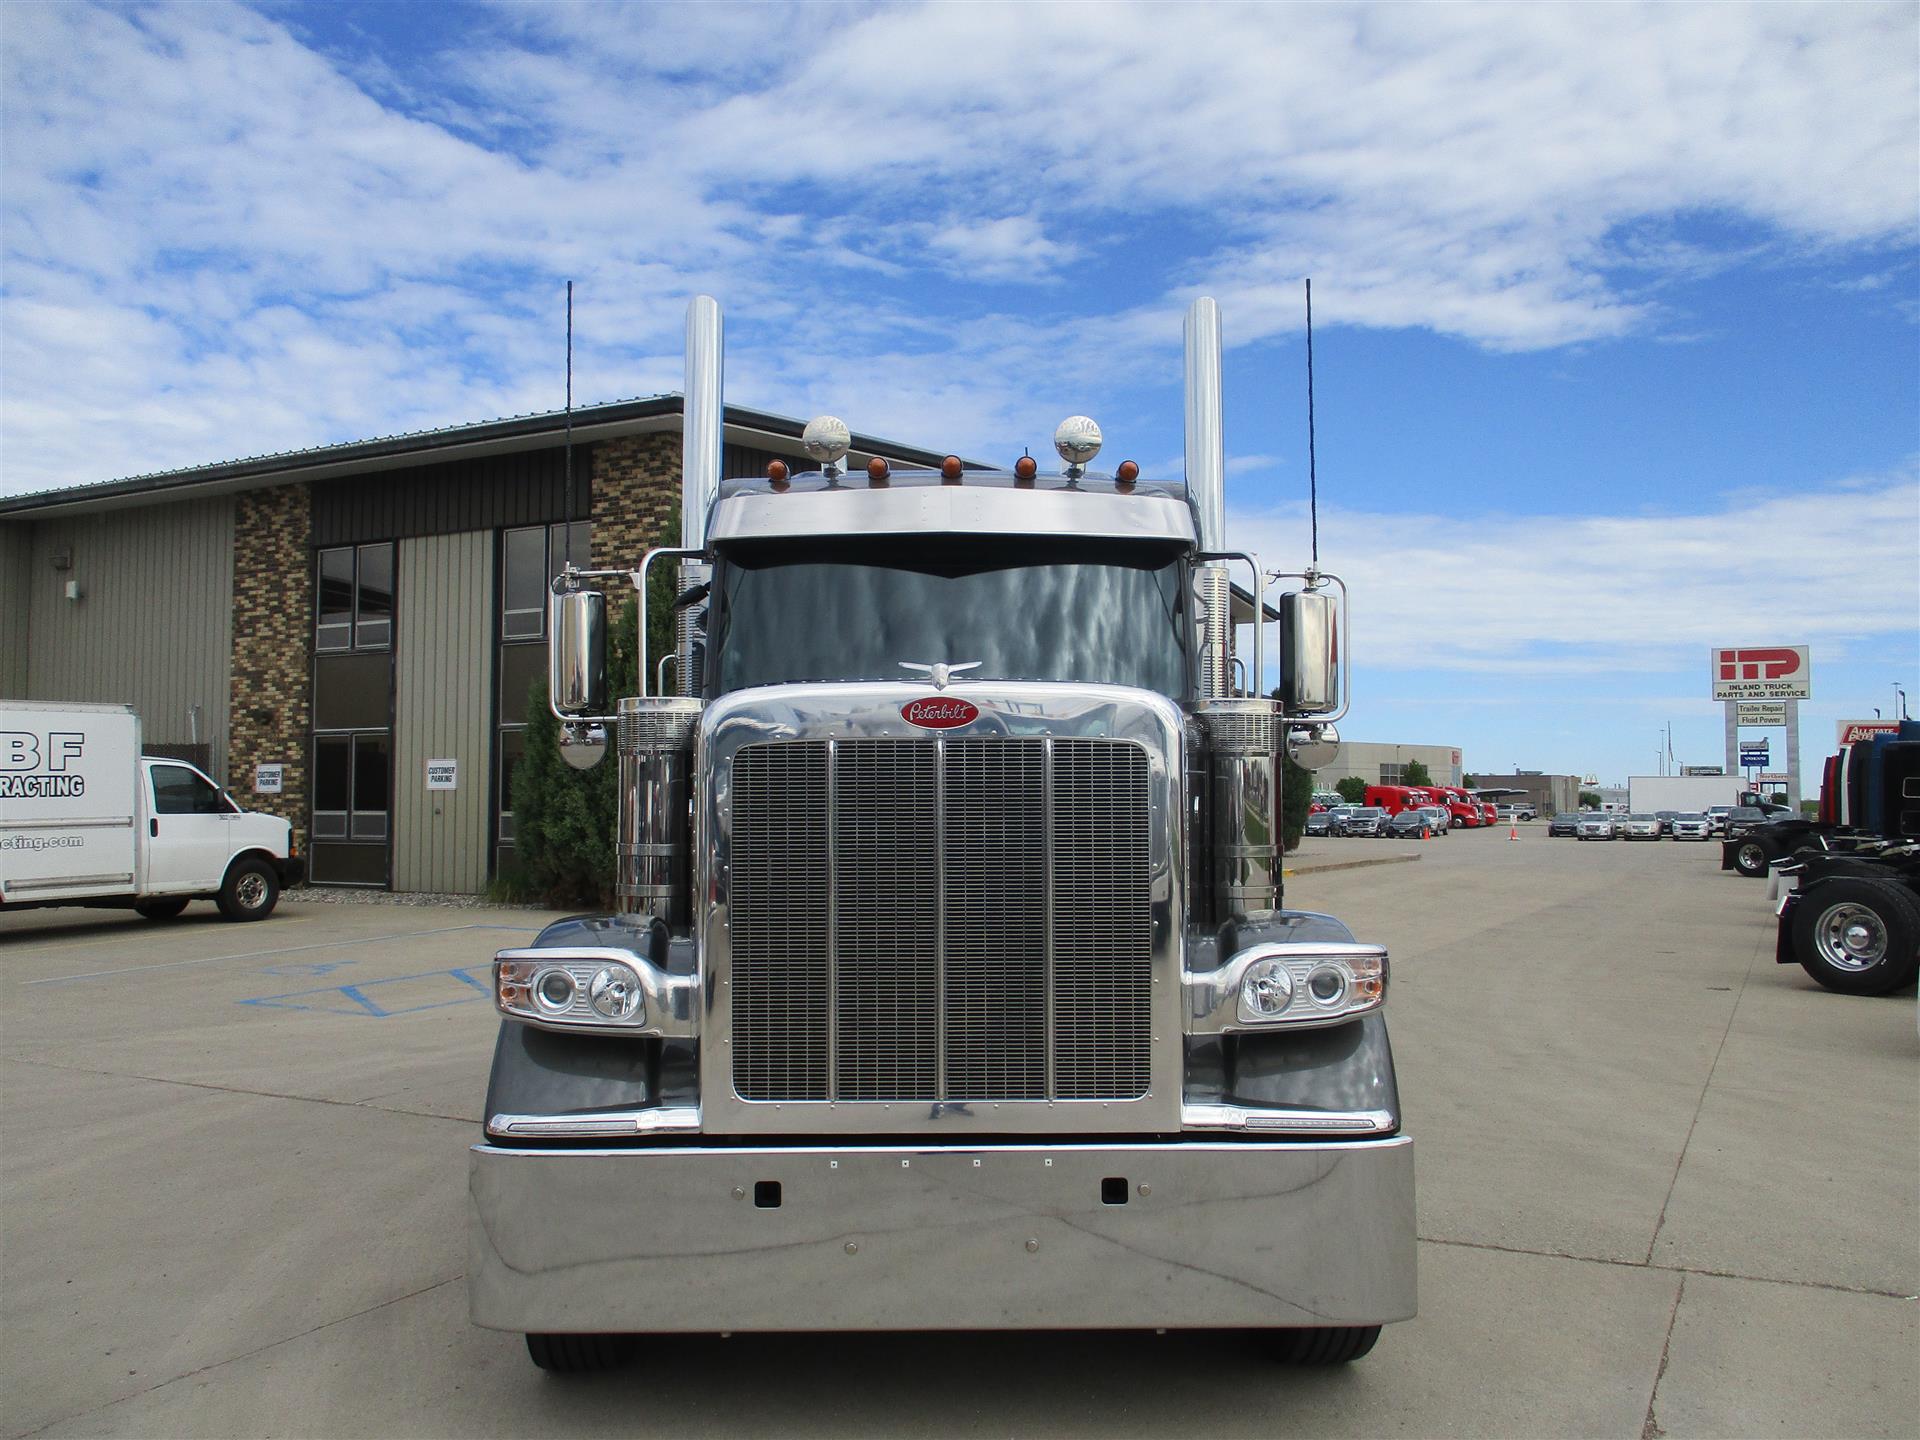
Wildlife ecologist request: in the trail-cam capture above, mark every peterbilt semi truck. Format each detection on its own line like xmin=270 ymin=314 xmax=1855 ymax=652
xmin=468 ymin=297 xmax=1414 ymax=1372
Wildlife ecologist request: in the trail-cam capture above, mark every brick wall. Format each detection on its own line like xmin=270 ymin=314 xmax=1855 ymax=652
xmin=590 ymin=433 xmax=681 ymax=568
xmin=229 ymin=485 xmax=312 ymax=851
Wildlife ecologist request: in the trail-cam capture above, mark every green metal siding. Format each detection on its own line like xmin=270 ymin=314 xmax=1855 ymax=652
xmin=0 ymin=523 xmax=30 ymax=696
xmin=22 ymin=500 xmax=235 ymax=777
xmin=392 ymin=531 xmax=494 ymax=894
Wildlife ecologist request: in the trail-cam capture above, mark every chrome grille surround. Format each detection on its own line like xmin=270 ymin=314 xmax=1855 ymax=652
xmin=700 ymin=683 xmax=1184 ymax=1135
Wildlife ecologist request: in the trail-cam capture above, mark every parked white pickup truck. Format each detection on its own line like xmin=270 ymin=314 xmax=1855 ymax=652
xmin=0 ymin=700 xmax=302 ymax=921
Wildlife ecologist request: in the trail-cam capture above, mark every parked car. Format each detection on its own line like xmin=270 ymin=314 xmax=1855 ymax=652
xmin=1324 ymin=805 xmax=1360 ymax=834
xmin=1417 ymin=806 xmax=1452 ymax=836
xmin=1722 ymin=807 xmax=1775 ymax=842
xmin=1548 ymin=813 xmax=1579 ymax=837
xmin=1620 ymin=813 xmax=1663 ymax=841
xmin=1341 ymin=806 xmax=1388 ymax=837
xmin=1577 ymin=813 xmax=1617 ymax=841
xmin=1705 ymin=805 xmax=1734 ymax=835
xmin=1305 ymin=811 xmax=1333 ymax=837
xmin=1498 ymin=804 xmax=1537 ymax=822
xmin=1385 ymin=809 xmax=1436 ymax=839
xmin=1670 ymin=812 xmax=1712 ymax=840
xmin=1653 ymin=810 xmax=1680 ymax=835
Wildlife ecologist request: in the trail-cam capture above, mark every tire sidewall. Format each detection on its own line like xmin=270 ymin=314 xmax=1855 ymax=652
xmin=218 ymin=857 xmax=280 ymax=921
xmin=1734 ymin=840 xmax=1771 ymax=878
xmin=1791 ymin=878 xmax=1920 ymax=995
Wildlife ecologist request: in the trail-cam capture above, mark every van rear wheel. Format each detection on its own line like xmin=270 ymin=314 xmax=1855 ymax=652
xmin=217 ymin=857 xmax=279 ymax=921
xmin=525 ymin=1333 xmax=637 ymax=1373
xmin=134 ymin=898 xmax=189 ymax=921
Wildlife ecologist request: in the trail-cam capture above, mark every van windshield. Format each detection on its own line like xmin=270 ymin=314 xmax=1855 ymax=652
xmin=709 ymin=536 xmax=1190 ymax=697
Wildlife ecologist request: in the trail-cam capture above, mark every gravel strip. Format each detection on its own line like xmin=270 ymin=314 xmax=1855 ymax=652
xmin=285 ymin=886 xmax=551 ymax=910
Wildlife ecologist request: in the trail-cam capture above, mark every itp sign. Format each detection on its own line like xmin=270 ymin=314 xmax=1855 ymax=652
xmin=1710 ymin=646 xmax=1810 ymax=701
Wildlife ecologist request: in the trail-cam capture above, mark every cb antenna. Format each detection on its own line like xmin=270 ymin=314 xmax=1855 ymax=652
xmin=563 ymin=280 xmax=576 ymax=571
xmin=1305 ymin=277 xmax=1319 ymax=569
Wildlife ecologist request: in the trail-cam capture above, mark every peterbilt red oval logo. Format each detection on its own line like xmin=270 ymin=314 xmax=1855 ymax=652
xmin=901 ymin=697 xmax=979 ymax=729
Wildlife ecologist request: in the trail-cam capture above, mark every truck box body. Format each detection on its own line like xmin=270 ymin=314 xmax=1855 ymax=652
xmin=1 ymin=699 xmax=299 ymax=916
xmin=1627 ymin=774 xmax=1749 ymax=814
xmin=0 ymin=701 xmax=141 ymax=902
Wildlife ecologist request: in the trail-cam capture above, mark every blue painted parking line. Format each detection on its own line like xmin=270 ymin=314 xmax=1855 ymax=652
xmin=239 ymin=965 xmax=493 ymax=1018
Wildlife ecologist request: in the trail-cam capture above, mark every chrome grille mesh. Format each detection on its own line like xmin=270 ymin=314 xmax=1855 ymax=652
xmin=731 ymin=745 xmax=829 ymax=1100
xmin=728 ymin=737 xmax=1151 ymax=1104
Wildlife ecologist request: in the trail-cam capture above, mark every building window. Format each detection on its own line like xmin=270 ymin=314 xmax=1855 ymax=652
xmin=496 ymin=521 xmax=588 ymax=858
xmin=312 ymin=733 xmax=391 ymax=843
xmin=1379 ymin=763 xmax=1405 ymax=785
xmin=316 ymin=543 xmax=394 ymax=652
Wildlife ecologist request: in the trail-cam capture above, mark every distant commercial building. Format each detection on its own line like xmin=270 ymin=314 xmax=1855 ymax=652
xmin=1469 ymin=772 xmax=1584 ymax=817
xmin=1313 ymin=741 xmax=1464 ymax=790
xmin=1 ymin=397 xmax=967 ymax=893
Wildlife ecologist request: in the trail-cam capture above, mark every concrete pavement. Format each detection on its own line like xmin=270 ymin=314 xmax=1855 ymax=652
xmin=2 ymin=830 xmax=1913 ymax=1437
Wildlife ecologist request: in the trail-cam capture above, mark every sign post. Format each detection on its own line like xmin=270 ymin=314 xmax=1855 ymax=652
xmin=1713 ymin=646 xmax=1808 ymax=811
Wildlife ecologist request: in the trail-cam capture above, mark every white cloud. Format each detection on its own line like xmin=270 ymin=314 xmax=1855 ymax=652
xmin=1233 ymin=465 xmax=1920 ymax=675
xmin=0 ymin=1 xmax=1915 ymax=492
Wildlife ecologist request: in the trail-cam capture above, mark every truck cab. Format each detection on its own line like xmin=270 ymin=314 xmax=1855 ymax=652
xmin=466 ymin=298 xmax=1413 ymax=1373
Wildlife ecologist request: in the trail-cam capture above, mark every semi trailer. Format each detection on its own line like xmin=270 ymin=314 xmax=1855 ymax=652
xmin=467 ymin=297 xmax=1414 ymax=1372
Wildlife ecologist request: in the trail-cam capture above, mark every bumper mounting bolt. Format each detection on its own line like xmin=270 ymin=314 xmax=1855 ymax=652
xmin=732 ymin=1187 xmax=745 ymax=1200
xmin=1025 ymin=1238 xmax=1040 ymax=1253
xmin=845 ymin=1241 xmax=859 ymax=1255
xmin=1138 ymin=1183 xmax=1151 ymax=1197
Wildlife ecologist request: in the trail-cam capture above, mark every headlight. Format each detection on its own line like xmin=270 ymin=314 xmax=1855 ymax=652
xmin=1189 ymin=942 xmax=1388 ymax=1033
xmin=495 ymin=952 xmax=648 ymax=1031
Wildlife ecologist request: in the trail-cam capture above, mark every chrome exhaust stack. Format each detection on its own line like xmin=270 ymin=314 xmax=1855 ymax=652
xmin=1185 ymin=298 xmax=1233 ymax=700
xmin=677 ymin=295 xmax=722 ymax=696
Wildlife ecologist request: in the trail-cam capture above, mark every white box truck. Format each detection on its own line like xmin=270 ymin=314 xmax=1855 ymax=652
xmin=0 ymin=700 xmax=302 ymax=921
xmin=1626 ymin=774 xmax=1753 ymax=815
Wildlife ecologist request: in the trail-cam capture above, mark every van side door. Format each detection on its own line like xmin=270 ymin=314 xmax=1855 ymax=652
xmin=143 ymin=762 xmax=236 ymax=894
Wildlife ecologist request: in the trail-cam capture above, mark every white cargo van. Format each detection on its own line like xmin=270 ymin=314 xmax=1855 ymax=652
xmin=0 ymin=700 xmax=302 ymax=921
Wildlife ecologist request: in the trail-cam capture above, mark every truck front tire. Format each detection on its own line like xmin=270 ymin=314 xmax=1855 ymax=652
xmin=1268 ymin=1325 xmax=1382 ymax=1364
xmin=134 ymin=898 xmax=189 ymax=921
xmin=525 ymin=1333 xmax=637 ymax=1373
xmin=1790 ymin=878 xmax=1920 ymax=995
xmin=1732 ymin=839 xmax=1773 ymax=878
xmin=217 ymin=856 xmax=280 ymax=921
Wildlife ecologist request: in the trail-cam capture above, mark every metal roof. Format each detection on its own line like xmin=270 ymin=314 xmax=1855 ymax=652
xmin=0 ymin=396 xmax=990 ymax=520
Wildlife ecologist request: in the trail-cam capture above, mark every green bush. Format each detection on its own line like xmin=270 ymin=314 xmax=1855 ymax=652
xmin=1401 ymin=758 xmax=1433 ymax=787
xmin=1579 ymin=790 xmax=1602 ymax=808
xmin=1335 ymin=775 xmax=1369 ymax=805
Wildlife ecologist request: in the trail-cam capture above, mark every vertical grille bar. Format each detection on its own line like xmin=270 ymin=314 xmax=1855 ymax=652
xmin=731 ymin=744 xmax=829 ymax=1100
xmin=1051 ymin=740 xmax=1153 ymax=1099
xmin=943 ymin=740 xmax=1048 ymax=1099
xmin=832 ymin=741 xmax=939 ymax=1100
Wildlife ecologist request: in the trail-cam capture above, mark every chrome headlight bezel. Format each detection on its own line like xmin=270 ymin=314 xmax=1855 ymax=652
xmin=1188 ymin=941 xmax=1388 ymax=1033
xmin=492 ymin=947 xmax=699 ymax=1037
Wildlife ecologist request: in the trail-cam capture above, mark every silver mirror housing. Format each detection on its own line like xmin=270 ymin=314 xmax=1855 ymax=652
xmin=1286 ymin=721 xmax=1340 ymax=770
xmin=558 ymin=721 xmax=609 ymax=771
xmin=1279 ymin=588 xmax=1340 ymax=715
xmin=550 ymin=588 xmax=607 ymax=716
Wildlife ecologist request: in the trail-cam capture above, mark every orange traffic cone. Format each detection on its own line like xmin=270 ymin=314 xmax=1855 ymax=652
xmin=1507 ymin=822 xmax=1520 ymax=841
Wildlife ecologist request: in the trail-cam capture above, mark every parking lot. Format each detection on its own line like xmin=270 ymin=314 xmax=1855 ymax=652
xmin=3 ymin=828 xmax=1914 ymax=1438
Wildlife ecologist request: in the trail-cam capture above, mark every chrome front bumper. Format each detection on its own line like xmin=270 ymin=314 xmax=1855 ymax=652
xmin=469 ymin=1137 xmax=1415 ymax=1333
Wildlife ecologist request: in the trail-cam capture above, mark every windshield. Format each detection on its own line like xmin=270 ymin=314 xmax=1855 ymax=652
xmin=709 ymin=537 xmax=1189 ymax=697
xmin=1678 ymin=813 xmax=1704 ymax=821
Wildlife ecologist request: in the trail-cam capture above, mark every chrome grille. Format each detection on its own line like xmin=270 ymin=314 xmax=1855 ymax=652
xmin=731 ymin=745 xmax=829 ymax=1100
xmin=729 ymin=737 xmax=1152 ymax=1104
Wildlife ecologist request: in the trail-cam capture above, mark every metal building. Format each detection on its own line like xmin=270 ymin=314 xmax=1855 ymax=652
xmin=1311 ymin=740 xmax=1466 ymax=790
xmin=0 ymin=398 xmax=966 ymax=893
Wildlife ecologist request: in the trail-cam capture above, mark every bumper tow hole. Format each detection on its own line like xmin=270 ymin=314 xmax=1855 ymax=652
xmin=1101 ymin=1177 xmax=1129 ymax=1206
xmin=753 ymin=1180 xmax=782 ymax=1209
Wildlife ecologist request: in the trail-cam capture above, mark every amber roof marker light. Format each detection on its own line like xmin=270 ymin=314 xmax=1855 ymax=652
xmin=1013 ymin=454 xmax=1039 ymax=487
xmin=940 ymin=456 xmax=964 ymax=484
xmin=866 ymin=456 xmax=890 ymax=487
xmin=766 ymin=458 xmax=790 ymax=492
xmin=1115 ymin=460 xmax=1140 ymax=491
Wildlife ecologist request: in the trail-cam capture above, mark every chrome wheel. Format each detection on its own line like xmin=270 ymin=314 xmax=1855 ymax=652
xmin=235 ymin=872 xmax=269 ymax=911
xmin=1737 ymin=842 xmax=1766 ymax=872
xmin=1812 ymin=903 xmax=1888 ymax=971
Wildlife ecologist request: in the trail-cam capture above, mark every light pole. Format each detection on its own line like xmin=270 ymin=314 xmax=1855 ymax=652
xmin=1898 ymin=685 xmax=1910 ymax=720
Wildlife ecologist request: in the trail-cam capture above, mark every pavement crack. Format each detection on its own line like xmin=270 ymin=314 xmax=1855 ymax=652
xmin=1640 ymin=1273 xmax=1685 ymax=1440
xmin=8 ymin=1057 xmax=479 ymax=1127
xmin=1643 ymin=922 xmax=1764 ymax=1265
xmin=10 ymin=1275 xmax=464 ymax=1440
xmin=1416 ymin=1234 xmax=1910 ymax=1299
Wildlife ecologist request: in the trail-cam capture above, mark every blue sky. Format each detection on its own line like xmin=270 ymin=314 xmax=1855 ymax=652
xmin=3 ymin=1 xmax=1915 ymax=790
